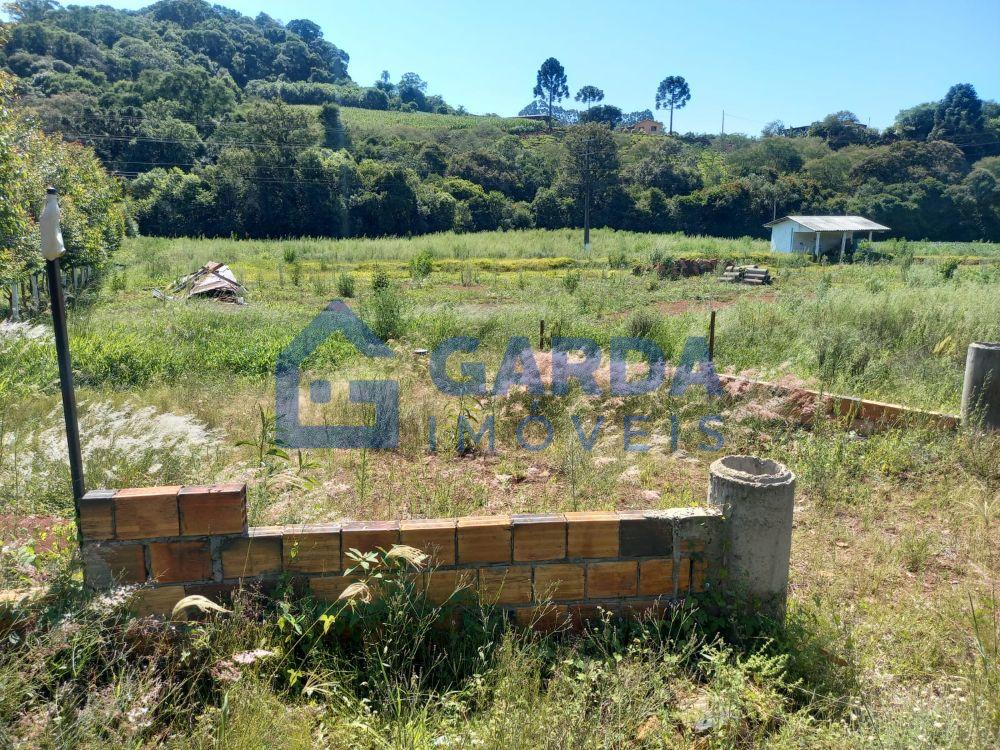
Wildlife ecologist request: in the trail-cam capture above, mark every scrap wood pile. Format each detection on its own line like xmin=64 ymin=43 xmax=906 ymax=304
xmin=162 ymin=261 xmax=246 ymax=304
xmin=718 ymin=264 xmax=771 ymax=285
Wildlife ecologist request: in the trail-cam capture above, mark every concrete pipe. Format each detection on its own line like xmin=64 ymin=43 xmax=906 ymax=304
xmin=708 ymin=455 xmax=795 ymax=617
xmin=961 ymin=342 xmax=1000 ymax=431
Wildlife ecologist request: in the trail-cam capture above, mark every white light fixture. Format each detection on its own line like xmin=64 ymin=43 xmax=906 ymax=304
xmin=40 ymin=187 xmax=66 ymax=261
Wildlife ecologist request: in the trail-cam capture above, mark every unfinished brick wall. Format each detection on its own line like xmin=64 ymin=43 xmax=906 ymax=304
xmin=80 ymin=484 xmax=726 ymax=625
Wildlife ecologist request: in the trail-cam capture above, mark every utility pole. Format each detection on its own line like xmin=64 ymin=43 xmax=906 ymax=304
xmin=583 ymin=147 xmax=592 ymax=251
xmin=721 ymin=110 xmax=725 ymax=136
xmin=41 ymin=187 xmax=85 ymax=505
xmin=582 ymin=135 xmax=593 ymax=251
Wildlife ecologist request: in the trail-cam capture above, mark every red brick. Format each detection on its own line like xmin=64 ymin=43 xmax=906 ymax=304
xmin=515 ymin=605 xmax=569 ymax=632
xmin=639 ymin=559 xmax=674 ymax=597
xmin=83 ymin=543 xmax=146 ymax=587
xmin=457 ymin=516 xmax=511 ymax=564
xmin=282 ymin=525 xmax=341 ymax=573
xmin=221 ymin=533 xmax=282 ymax=578
xmin=149 ymin=540 xmax=212 ymax=583
xmin=132 ymin=585 xmax=186 ymax=617
xmin=587 ymin=561 xmax=638 ymax=598
xmin=400 ymin=519 xmax=456 ymax=565
xmin=79 ymin=489 xmax=115 ymax=540
xmin=534 ymin=563 xmax=584 ymax=601
xmin=422 ymin=569 xmax=476 ymax=604
xmin=566 ymin=511 xmax=619 ymax=558
xmin=512 ymin=514 xmax=566 ymax=562
xmin=692 ymin=559 xmax=709 ymax=592
xmin=341 ymin=521 xmax=399 ymax=564
xmin=677 ymin=558 xmax=691 ymax=593
xmin=310 ymin=575 xmax=357 ymax=602
xmin=114 ymin=486 xmax=180 ymax=540
xmin=178 ymin=484 xmax=246 ymax=536
xmin=479 ymin=566 xmax=532 ymax=605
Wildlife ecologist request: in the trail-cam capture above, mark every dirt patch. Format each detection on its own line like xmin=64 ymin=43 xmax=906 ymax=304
xmin=0 ymin=514 xmax=75 ymax=553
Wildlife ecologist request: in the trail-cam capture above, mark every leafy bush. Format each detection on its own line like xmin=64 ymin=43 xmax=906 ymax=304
xmin=608 ymin=251 xmax=629 ymax=269
xmin=410 ymin=249 xmax=435 ymax=280
xmin=626 ymin=308 xmax=660 ymax=339
xmin=364 ymin=287 xmax=406 ymax=341
xmin=336 ymin=272 xmax=356 ymax=297
xmin=939 ymin=257 xmax=961 ymax=280
xmin=562 ymin=270 xmax=581 ymax=294
xmin=371 ymin=266 xmax=391 ymax=292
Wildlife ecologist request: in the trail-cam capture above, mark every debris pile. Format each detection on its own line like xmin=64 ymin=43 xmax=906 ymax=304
xmin=718 ymin=264 xmax=772 ymax=285
xmin=166 ymin=261 xmax=246 ymax=304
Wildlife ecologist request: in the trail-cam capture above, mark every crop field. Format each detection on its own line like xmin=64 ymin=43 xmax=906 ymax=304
xmin=1 ymin=229 xmax=998 ymax=748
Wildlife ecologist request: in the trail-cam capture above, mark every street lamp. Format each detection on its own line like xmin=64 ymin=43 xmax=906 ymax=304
xmin=40 ymin=187 xmax=85 ymax=504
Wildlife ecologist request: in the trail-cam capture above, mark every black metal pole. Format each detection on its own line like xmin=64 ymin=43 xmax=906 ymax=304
xmin=708 ymin=310 xmax=717 ymax=361
xmin=45 ymin=257 xmax=85 ymax=504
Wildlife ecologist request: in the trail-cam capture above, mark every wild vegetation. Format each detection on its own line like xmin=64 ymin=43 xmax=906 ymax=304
xmin=1 ymin=230 xmax=998 ymax=747
xmin=0 ymin=2 xmax=998 ymax=747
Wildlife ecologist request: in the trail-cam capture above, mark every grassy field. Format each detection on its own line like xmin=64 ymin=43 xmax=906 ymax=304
xmin=337 ymin=106 xmax=533 ymax=134
xmin=1 ymin=229 xmax=998 ymax=748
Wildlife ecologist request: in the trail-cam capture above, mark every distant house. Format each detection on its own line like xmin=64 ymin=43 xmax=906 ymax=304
xmin=631 ymin=118 xmax=664 ymax=135
xmin=764 ymin=215 xmax=890 ymax=259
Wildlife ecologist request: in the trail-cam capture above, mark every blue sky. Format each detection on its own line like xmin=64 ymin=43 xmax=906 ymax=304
xmin=70 ymin=0 xmax=1000 ymax=134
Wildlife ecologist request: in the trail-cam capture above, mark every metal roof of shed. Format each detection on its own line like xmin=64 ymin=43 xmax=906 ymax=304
xmin=763 ymin=215 xmax=890 ymax=231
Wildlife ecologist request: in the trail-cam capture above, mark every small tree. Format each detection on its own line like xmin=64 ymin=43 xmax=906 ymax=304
xmin=533 ymin=57 xmax=569 ymax=130
xmin=655 ymin=75 xmax=691 ymax=134
xmin=375 ymin=70 xmax=394 ymax=94
xmin=575 ymin=85 xmax=604 ymax=110
xmin=319 ymin=102 xmax=345 ymax=149
xmin=578 ymin=104 xmax=623 ymax=129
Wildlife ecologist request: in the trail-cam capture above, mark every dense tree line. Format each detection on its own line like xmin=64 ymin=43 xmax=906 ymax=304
xmin=126 ymin=83 xmax=1000 ymax=242
xmin=0 ymin=0 xmax=457 ymax=175
xmin=3 ymin=2 xmax=998 ymax=242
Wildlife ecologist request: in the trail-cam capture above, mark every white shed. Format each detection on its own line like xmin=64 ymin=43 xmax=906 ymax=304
xmin=764 ymin=216 xmax=890 ymax=259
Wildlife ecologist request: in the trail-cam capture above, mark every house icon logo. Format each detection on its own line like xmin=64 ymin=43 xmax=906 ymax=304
xmin=275 ymin=300 xmax=399 ymax=449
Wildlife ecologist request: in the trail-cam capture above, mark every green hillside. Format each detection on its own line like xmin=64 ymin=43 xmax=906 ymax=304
xmin=2 ymin=0 xmax=999 ymax=245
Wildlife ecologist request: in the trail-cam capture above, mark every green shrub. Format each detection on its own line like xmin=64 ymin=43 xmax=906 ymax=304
xmin=626 ymin=308 xmax=660 ymax=339
xmin=410 ymin=249 xmax=435 ymax=280
xmin=939 ymin=257 xmax=960 ymax=280
xmin=371 ymin=266 xmax=391 ymax=292
xmin=364 ymin=287 xmax=406 ymax=341
xmin=336 ymin=272 xmax=356 ymax=298
xmin=562 ymin=270 xmax=581 ymax=294
xmin=608 ymin=251 xmax=628 ymax=269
